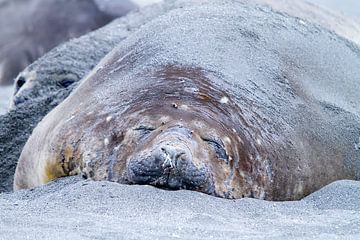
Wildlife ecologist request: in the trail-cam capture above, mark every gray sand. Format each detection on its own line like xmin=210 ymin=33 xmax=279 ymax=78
xmin=1 ymin=178 xmax=360 ymax=240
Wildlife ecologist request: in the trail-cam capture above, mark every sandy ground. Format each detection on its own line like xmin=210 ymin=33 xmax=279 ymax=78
xmin=1 ymin=177 xmax=360 ymax=240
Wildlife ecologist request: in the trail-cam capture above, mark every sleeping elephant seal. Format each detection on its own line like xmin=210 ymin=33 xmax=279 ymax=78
xmin=14 ymin=1 xmax=360 ymax=200
xmin=0 ymin=0 xmax=137 ymax=86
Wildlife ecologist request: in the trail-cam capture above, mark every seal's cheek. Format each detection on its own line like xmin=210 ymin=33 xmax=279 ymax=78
xmin=126 ymin=153 xmax=164 ymax=185
xmin=126 ymin=143 xmax=191 ymax=185
xmin=195 ymin=140 xmax=241 ymax=198
xmin=44 ymin=160 xmax=66 ymax=184
xmin=41 ymin=143 xmax=83 ymax=185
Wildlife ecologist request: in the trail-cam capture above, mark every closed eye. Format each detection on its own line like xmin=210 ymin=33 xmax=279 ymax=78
xmin=134 ymin=126 xmax=155 ymax=138
xmin=58 ymin=78 xmax=75 ymax=88
xmin=202 ymin=138 xmax=229 ymax=162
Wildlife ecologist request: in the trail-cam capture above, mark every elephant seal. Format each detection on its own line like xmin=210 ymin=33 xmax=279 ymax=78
xmin=0 ymin=0 xmax=136 ymax=86
xmin=14 ymin=1 xmax=360 ymax=200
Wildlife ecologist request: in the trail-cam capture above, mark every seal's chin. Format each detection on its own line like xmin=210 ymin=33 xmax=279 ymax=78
xmin=125 ymin=127 xmax=215 ymax=194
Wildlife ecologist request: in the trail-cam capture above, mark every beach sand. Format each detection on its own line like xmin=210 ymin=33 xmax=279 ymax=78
xmin=1 ymin=177 xmax=359 ymax=240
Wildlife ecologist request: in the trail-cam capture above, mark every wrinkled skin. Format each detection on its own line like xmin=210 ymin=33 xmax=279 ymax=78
xmin=14 ymin=1 xmax=360 ymax=200
xmin=0 ymin=0 xmax=136 ymax=86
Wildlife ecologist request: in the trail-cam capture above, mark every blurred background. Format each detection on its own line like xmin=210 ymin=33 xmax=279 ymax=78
xmin=308 ymin=0 xmax=359 ymax=20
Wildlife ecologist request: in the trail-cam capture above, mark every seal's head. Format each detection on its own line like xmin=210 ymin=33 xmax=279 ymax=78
xmin=120 ymin=108 xmax=237 ymax=197
xmin=78 ymin=66 xmax=270 ymax=199
xmin=14 ymin=66 xmax=272 ymax=199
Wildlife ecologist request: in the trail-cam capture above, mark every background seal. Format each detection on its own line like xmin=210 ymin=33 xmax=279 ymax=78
xmin=0 ymin=0 xmax=137 ymax=86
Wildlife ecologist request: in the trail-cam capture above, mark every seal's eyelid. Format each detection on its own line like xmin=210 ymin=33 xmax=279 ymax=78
xmin=134 ymin=126 xmax=156 ymax=135
xmin=58 ymin=78 xmax=76 ymax=88
xmin=134 ymin=126 xmax=155 ymax=141
xmin=134 ymin=126 xmax=156 ymax=131
xmin=202 ymin=137 xmax=229 ymax=161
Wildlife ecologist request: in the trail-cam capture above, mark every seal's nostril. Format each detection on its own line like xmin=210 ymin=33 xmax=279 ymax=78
xmin=160 ymin=145 xmax=190 ymax=171
xmin=13 ymin=95 xmax=27 ymax=105
xmin=176 ymin=152 xmax=185 ymax=159
xmin=162 ymin=159 xmax=173 ymax=169
xmin=161 ymin=145 xmax=179 ymax=159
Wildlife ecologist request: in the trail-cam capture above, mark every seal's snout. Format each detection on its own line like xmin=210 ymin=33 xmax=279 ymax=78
xmin=160 ymin=144 xmax=188 ymax=173
xmin=125 ymin=125 xmax=215 ymax=194
xmin=127 ymin=142 xmax=192 ymax=183
xmin=126 ymin=138 xmax=213 ymax=191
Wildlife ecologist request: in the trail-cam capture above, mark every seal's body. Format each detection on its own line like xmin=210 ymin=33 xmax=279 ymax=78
xmin=0 ymin=0 xmax=136 ymax=86
xmin=245 ymin=0 xmax=360 ymax=45
xmin=14 ymin=2 xmax=360 ymax=200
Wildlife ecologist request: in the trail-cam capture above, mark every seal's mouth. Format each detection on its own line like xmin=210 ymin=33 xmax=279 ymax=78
xmin=125 ymin=127 xmax=215 ymax=194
